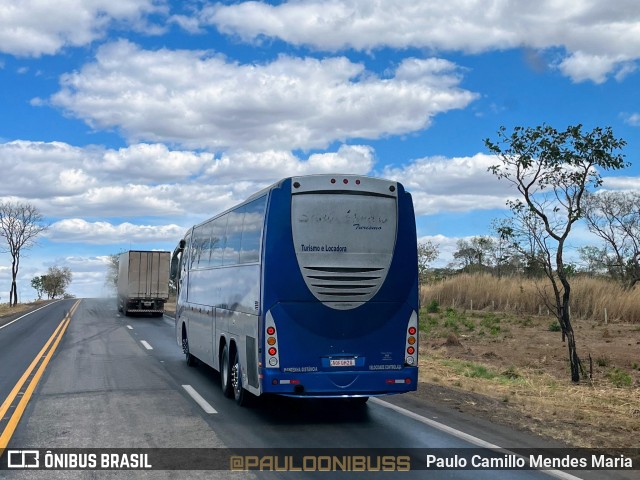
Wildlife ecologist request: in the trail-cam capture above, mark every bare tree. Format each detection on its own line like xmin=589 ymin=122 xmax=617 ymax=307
xmin=583 ymin=191 xmax=640 ymax=289
xmin=0 ymin=202 xmax=48 ymax=306
xmin=485 ymin=124 xmax=627 ymax=382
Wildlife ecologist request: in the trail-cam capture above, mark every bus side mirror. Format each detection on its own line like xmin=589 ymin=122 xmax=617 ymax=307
xmin=170 ymin=240 xmax=186 ymax=281
xmin=170 ymin=257 xmax=179 ymax=281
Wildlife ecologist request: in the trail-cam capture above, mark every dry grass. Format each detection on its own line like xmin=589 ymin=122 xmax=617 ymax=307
xmin=0 ymin=302 xmax=40 ymax=318
xmin=420 ymin=351 xmax=640 ymax=448
xmin=418 ymin=302 xmax=640 ymax=449
xmin=421 ymin=273 xmax=640 ymax=323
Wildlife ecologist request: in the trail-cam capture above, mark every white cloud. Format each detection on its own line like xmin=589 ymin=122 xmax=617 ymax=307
xmin=382 ymin=153 xmax=515 ymax=215
xmin=46 ymin=219 xmax=184 ymax=244
xmin=602 ymin=176 xmax=640 ymax=191
xmin=0 ymin=0 xmax=165 ymax=57
xmin=0 ymin=140 xmax=379 ymax=219
xmin=204 ymin=0 xmax=640 ymax=83
xmin=206 ymin=144 xmax=374 ymax=181
xmin=98 ymin=144 xmax=214 ymax=181
xmin=621 ymin=112 xmax=640 ymax=127
xmin=557 ymin=51 xmax=633 ymax=84
xmin=50 ymin=40 xmax=477 ymax=151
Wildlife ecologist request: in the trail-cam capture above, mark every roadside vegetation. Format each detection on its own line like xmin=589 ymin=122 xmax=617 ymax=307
xmin=421 ymin=273 xmax=640 ymax=324
xmin=416 ymin=284 xmax=639 ymax=448
xmin=0 ymin=300 xmax=48 ymax=318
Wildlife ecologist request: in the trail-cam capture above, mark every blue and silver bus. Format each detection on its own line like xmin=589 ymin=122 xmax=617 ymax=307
xmin=170 ymin=174 xmax=419 ymax=405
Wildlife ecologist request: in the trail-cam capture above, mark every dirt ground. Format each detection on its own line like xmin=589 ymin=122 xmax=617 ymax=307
xmin=414 ymin=308 xmax=640 ymax=450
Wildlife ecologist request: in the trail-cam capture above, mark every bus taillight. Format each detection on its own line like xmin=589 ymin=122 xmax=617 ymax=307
xmin=404 ymin=311 xmax=418 ymax=366
xmin=265 ymin=312 xmax=280 ymax=368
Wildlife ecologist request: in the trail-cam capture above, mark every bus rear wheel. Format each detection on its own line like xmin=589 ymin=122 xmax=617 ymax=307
xmin=183 ymin=330 xmax=197 ymax=367
xmin=221 ymin=345 xmax=233 ymax=398
xmin=231 ymin=350 xmax=250 ymax=406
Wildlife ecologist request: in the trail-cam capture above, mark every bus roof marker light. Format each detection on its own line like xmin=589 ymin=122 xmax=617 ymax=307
xmin=343 ymin=178 xmax=349 ymax=184
xmin=355 ymin=179 xmax=361 ymax=185
xmin=389 ymin=185 xmax=396 ymax=192
xmin=330 ymin=178 xmax=336 ymax=184
xmin=293 ymin=181 xmax=301 ymax=189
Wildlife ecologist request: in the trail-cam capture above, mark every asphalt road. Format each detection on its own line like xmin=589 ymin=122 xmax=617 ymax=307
xmin=0 ymin=298 xmax=632 ymax=479
xmin=0 ymin=300 xmax=73 ymax=404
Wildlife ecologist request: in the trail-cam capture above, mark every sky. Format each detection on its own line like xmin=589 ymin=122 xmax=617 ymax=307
xmin=0 ymin=0 xmax=639 ymax=301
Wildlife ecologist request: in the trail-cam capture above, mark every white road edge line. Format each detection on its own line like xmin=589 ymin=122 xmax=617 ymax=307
xmin=140 ymin=340 xmax=153 ymax=350
xmin=126 ymin=325 xmax=133 ymax=330
xmin=370 ymin=398 xmax=582 ymax=480
xmin=182 ymin=385 xmax=218 ymax=414
xmin=0 ymin=300 xmax=62 ymax=331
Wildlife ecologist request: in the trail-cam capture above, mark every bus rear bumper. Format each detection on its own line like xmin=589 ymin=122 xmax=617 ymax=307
xmin=261 ymin=367 xmax=418 ymax=397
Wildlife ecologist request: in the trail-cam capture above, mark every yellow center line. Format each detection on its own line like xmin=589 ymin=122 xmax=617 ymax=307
xmin=0 ymin=299 xmax=80 ymax=456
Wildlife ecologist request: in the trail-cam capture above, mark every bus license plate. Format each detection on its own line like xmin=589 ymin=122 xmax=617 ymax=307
xmin=330 ymin=358 xmax=355 ymax=367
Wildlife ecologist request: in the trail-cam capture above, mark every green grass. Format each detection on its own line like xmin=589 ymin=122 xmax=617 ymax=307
xmin=440 ymin=359 xmax=526 ymax=385
xmin=607 ymin=368 xmax=633 ymax=387
xmin=479 ymin=314 xmax=501 ymax=335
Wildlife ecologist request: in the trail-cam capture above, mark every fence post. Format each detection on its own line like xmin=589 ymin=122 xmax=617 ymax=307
xmin=604 ymin=308 xmax=608 ymax=325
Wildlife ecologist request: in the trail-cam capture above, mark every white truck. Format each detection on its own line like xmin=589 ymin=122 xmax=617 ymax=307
xmin=117 ymin=250 xmax=170 ymax=316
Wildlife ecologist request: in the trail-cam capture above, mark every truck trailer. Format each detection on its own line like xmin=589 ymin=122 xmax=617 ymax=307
xmin=117 ymin=250 xmax=170 ymax=316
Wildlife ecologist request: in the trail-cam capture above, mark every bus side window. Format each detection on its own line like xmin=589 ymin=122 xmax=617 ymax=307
xmin=189 ymin=228 xmax=200 ymax=269
xmin=211 ymin=214 xmax=228 ymax=267
xmin=223 ymin=208 xmax=245 ymax=266
xmin=240 ymin=196 xmax=266 ymax=264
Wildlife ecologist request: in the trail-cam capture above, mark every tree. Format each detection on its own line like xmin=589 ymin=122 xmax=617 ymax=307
xmin=41 ymin=266 xmax=72 ymax=299
xmin=0 ymin=202 xmax=48 ymax=306
xmin=105 ymin=252 xmax=122 ymax=292
xmin=583 ymin=191 xmax=640 ymax=289
xmin=485 ymin=124 xmax=628 ymax=382
xmin=31 ymin=276 xmax=45 ymax=300
xmin=417 ymin=240 xmax=439 ymax=284
xmin=452 ymin=236 xmax=496 ymax=272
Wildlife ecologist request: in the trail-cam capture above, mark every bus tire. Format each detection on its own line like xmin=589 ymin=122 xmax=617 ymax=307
xmin=221 ymin=345 xmax=233 ymax=398
xmin=183 ymin=330 xmax=197 ymax=367
xmin=232 ymin=350 xmax=250 ymax=406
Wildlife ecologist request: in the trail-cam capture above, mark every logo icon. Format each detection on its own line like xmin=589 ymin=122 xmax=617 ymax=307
xmin=7 ymin=450 xmax=40 ymax=468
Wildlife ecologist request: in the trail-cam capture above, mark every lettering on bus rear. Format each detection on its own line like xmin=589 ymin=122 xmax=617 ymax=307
xmin=300 ymin=244 xmax=347 ymax=253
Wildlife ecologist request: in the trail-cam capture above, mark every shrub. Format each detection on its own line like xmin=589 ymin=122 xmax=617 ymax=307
xmin=549 ymin=321 xmax=561 ymax=332
xmin=426 ymin=299 xmax=440 ymax=313
xmin=607 ymin=368 xmax=632 ymax=387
